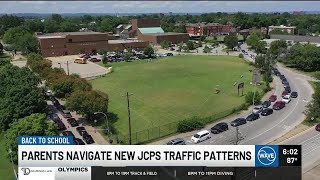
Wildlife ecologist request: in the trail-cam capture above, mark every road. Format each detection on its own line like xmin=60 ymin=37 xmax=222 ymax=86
xmin=281 ymin=126 xmax=320 ymax=173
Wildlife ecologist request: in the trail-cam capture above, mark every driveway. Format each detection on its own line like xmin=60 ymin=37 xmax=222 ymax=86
xmin=150 ymin=63 xmax=314 ymax=147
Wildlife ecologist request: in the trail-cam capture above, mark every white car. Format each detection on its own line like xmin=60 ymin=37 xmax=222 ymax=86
xmin=191 ymin=130 xmax=211 ymax=143
xmin=252 ymin=106 xmax=263 ymax=114
xmin=282 ymin=95 xmax=291 ymax=103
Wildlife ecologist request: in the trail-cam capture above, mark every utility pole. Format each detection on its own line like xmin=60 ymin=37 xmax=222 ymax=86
xmin=67 ymin=61 xmax=70 ymax=76
xmin=123 ymin=92 xmax=133 ymax=145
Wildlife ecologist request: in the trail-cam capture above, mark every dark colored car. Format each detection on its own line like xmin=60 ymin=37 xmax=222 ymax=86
xmin=76 ymin=126 xmax=87 ymax=136
xmin=166 ymin=138 xmax=186 ymax=145
xmin=211 ymin=122 xmax=229 ymax=134
xmin=62 ymin=131 xmax=75 ymax=137
xmin=261 ymin=108 xmax=273 ymax=116
xmin=280 ymin=75 xmax=286 ymax=80
xmin=283 ymin=82 xmax=290 ymax=88
xmin=51 ymin=113 xmax=61 ymax=122
xmin=90 ymin=58 xmax=101 ymax=62
xmin=291 ymin=91 xmax=298 ymax=98
xmin=56 ymin=121 xmax=66 ymax=131
xmin=62 ymin=110 xmax=72 ymax=118
xmin=74 ymin=138 xmax=85 ymax=145
xmin=282 ymin=91 xmax=289 ymax=97
xmin=230 ymin=118 xmax=247 ymax=127
xmin=273 ymin=101 xmax=286 ymax=110
xmin=285 ymin=86 xmax=291 ymax=93
xmin=316 ymin=124 xmax=320 ymax=132
xmin=246 ymin=113 xmax=260 ymax=121
xmin=83 ymin=134 xmax=95 ymax=144
xmin=269 ymin=95 xmax=277 ymax=102
xmin=262 ymin=101 xmax=271 ymax=108
xmin=67 ymin=118 xmax=79 ymax=127
xmin=166 ymin=53 xmax=174 ymax=56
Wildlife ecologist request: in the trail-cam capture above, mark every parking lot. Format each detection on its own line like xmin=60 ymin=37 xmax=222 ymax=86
xmin=47 ymin=55 xmax=107 ymax=79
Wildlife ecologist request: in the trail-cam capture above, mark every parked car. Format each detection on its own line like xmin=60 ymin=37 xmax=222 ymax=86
xmin=273 ymin=101 xmax=286 ymax=110
xmin=210 ymin=122 xmax=229 ymax=134
xmin=166 ymin=53 xmax=174 ymax=56
xmin=89 ymin=58 xmax=101 ymax=62
xmin=230 ymin=118 xmax=247 ymax=127
xmin=261 ymin=108 xmax=273 ymax=116
xmin=269 ymin=95 xmax=277 ymax=102
xmin=282 ymin=95 xmax=291 ymax=104
xmin=191 ymin=130 xmax=211 ymax=143
xmin=74 ymin=138 xmax=85 ymax=145
xmin=285 ymin=86 xmax=291 ymax=93
xmin=74 ymin=58 xmax=87 ymax=64
xmin=67 ymin=118 xmax=79 ymax=127
xmin=57 ymin=104 xmax=65 ymax=112
xmin=76 ymin=126 xmax=87 ymax=136
xmin=61 ymin=131 xmax=75 ymax=137
xmin=291 ymin=91 xmax=298 ymax=98
xmin=282 ymin=91 xmax=289 ymax=97
xmin=246 ymin=113 xmax=260 ymax=121
xmin=62 ymin=110 xmax=72 ymax=118
xmin=262 ymin=101 xmax=271 ymax=108
xmin=83 ymin=133 xmax=95 ymax=144
xmin=51 ymin=113 xmax=61 ymax=122
xmin=252 ymin=106 xmax=263 ymax=114
xmin=56 ymin=121 xmax=66 ymax=131
xmin=166 ymin=138 xmax=186 ymax=145
xmin=316 ymin=123 xmax=320 ymax=132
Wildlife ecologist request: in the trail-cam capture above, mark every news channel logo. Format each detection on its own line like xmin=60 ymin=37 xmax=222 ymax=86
xmin=255 ymin=145 xmax=279 ymax=167
xmin=21 ymin=168 xmax=31 ymax=175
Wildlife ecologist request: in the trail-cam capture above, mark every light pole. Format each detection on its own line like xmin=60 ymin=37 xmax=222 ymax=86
xmin=8 ymin=148 xmax=18 ymax=180
xmin=94 ymin=112 xmax=113 ymax=144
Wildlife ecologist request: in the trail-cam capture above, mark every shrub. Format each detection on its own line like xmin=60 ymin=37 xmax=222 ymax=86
xmin=177 ymin=116 xmax=204 ymax=133
xmin=239 ymin=53 xmax=244 ymax=59
xmin=245 ymin=91 xmax=262 ymax=105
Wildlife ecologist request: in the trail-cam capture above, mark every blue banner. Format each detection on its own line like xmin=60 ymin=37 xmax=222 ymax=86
xmin=18 ymin=136 xmax=73 ymax=145
xmin=255 ymin=145 xmax=279 ymax=167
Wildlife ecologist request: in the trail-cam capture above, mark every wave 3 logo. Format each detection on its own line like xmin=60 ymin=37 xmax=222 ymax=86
xmin=255 ymin=145 xmax=279 ymax=167
xmin=21 ymin=168 xmax=31 ymax=175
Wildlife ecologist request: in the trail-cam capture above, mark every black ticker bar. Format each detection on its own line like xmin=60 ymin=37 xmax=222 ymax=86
xmin=279 ymin=145 xmax=302 ymax=166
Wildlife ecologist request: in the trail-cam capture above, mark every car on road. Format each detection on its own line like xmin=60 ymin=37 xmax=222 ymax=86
xmin=269 ymin=95 xmax=277 ymax=102
xmin=67 ymin=118 xmax=79 ymax=127
xmin=166 ymin=138 xmax=186 ymax=145
xmin=283 ymin=82 xmax=290 ymax=88
xmin=282 ymin=91 xmax=289 ymax=97
xmin=230 ymin=118 xmax=247 ymax=127
xmin=262 ymin=101 xmax=271 ymax=108
xmin=76 ymin=126 xmax=87 ymax=136
xmin=291 ymin=91 xmax=298 ymax=98
xmin=316 ymin=124 xmax=320 ymax=132
xmin=83 ymin=133 xmax=95 ymax=144
xmin=285 ymin=86 xmax=291 ymax=93
xmin=210 ymin=122 xmax=229 ymax=134
xmin=246 ymin=113 xmax=260 ymax=121
xmin=74 ymin=138 xmax=85 ymax=145
xmin=273 ymin=101 xmax=286 ymax=110
xmin=89 ymin=58 xmax=101 ymax=62
xmin=61 ymin=131 xmax=75 ymax=137
xmin=261 ymin=108 xmax=273 ymax=116
xmin=62 ymin=110 xmax=72 ymax=118
xmin=282 ymin=95 xmax=291 ymax=104
xmin=50 ymin=113 xmax=61 ymax=122
xmin=252 ymin=106 xmax=263 ymax=114
xmin=191 ymin=130 xmax=211 ymax=143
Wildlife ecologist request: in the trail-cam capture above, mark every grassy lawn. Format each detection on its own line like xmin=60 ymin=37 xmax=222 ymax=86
xmin=92 ymin=55 xmax=264 ymax=143
xmin=0 ymin=133 xmax=14 ymax=180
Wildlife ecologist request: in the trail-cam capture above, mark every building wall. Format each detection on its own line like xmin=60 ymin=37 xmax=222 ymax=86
xmin=131 ymin=19 xmax=161 ymax=31
xmin=138 ymin=33 xmax=189 ymax=44
xmin=108 ymin=41 xmax=149 ymax=51
xmin=186 ymin=26 xmax=204 ymax=36
xmin=268 ymin=27 xmax=295 ymax=34
xmin=270 ymin=34 xmax=320 ymax=43
xmin=207 ymin=25 xmax=235 ymax=36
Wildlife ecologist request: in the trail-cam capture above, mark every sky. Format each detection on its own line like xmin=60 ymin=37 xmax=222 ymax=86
xmin=0 ymin=1 xmax=320 ymax=14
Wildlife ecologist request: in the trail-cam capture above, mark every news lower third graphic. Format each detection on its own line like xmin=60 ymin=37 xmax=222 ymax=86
xmin=18 ymin=136 xmax=302 ymax=180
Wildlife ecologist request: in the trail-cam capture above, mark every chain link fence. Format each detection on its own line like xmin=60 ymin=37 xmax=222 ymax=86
xmin=115 ymin=104 xmax=246 ymax=144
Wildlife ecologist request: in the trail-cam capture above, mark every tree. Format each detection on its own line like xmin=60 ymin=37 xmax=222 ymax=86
xmin=66 ymin=90 xmax=108 ymax=121
xmin=97 ymin=49 xmax=107 ymax=55
xmin=143 ymin=45 xmax=154 ymax=58
xmin=186 ymin=41 xmax=195 ymax=50
xmin=160 ymin=40 xmax=170 ymax=49
xmin=102 ymin=53 xmax=108 ymax=65
xmin=224 ymin=34 xmax=238 ymax=49
xmin=4 ymin=113 xmax=57 ymax=164
xmin=124 ymin=52 xmax=131 ymax=62
xmin=99 ymin=18 xmax=113 ymax=32
xmin=0 ymin=15 xmax=24 ymax=36
xmin=59 ymin=21 xmax=78 ymax=32
xmin=245 ymin=91 xmax=262 ymax=105
xmin=254 ymin=41 xmax=267 ymax=54
xmin=15 ymin=33 xmax=38 ymax=54
xmin=3 ymin=26 xmax=30 ymax=44
xmin=269 ymin=40 xmax=287 ymax=57
xmin=44 ymin=19 xmax=60 ymax=33
xmin=203 ymin=45 xmax=212 ymax=53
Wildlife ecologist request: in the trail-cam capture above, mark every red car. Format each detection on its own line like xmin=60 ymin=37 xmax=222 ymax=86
xmin=316 ymin=124 xmax=320 ymax=131
xmin=273 ymin=101 xmax=285 ymax=110
xmin=269 ymin=95 xmax=277 ymax=102
xmin=282 ymin=91 xmax=289 ymax=97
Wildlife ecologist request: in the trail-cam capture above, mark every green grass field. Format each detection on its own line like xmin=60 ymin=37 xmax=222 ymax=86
xmin=0 ymin=133 xmax=14 ymax=180
xmin=92 ymin=55 xmax=263 ymax=143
